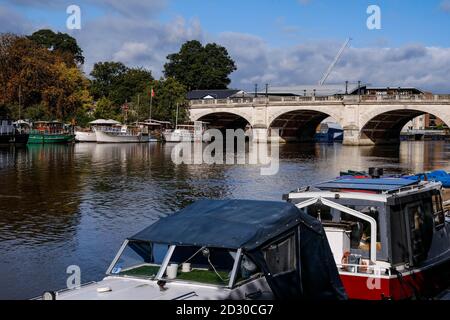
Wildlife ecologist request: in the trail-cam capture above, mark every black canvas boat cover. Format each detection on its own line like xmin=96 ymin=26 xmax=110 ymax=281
xmin=130 ymin=199 xmax=347 ymax=300
xmin=129 ymin=199 xmax=302 ymax=250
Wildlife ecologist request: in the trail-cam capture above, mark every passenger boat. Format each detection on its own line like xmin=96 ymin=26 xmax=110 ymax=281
xmin=95 ymin=124 xmax=152 ymax=143
xmin=285 ymin=169 xmax=450 ymax=300
xmin=163 ymin=121 xmax=210 ymax=142
xmin=0 ymin=119 xmax=29 ymax=145
xmin=38 ymin=200 xmax=346 ymax=300
xmin=28 ymin=121 xmax=75 ymax=144
xmin=75 ymin=119 xmax=121 ymax=142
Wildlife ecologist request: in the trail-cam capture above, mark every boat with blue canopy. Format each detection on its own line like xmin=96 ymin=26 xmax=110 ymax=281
xmin=39 ymin=199 xmax=346 ymax=300
xmin=286 ymin=169 xmax=450 ymax=300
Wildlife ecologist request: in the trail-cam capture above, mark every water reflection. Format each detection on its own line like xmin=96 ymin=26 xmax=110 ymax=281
xmin=0 ymin=141 xmax=449 ymax=299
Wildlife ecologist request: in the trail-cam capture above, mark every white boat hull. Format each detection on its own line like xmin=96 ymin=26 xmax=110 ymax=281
xmin=163 ymin=131 xmax=210 ymax=143
xmin=95 ymin=130 xmax=149 ymax=143
xmin=75 ymin=131 xmax=97 ymax=142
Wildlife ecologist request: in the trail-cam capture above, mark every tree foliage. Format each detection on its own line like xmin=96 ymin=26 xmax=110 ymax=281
xmin=130 ymin=77 xmax=188 ymax=124
xmin=163 ymin=40 xmax=236 ymax=90
xmin=90 ymin=61 xmax=153 ymax=106
xmin=28 ymin=29 xmax=85 ymax=65
xmin=0 ymin=33 xmax=92 ymax=121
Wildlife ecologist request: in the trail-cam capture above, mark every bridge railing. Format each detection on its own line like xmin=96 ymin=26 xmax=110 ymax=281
xmin=189 ymin=94 xmax=450 ymax=106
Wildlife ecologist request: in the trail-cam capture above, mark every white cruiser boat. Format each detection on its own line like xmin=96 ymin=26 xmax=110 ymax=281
xmin=39 ymin=200 xmax=346 ymax=300
xmin=75 ymin=119 xmax=121 ymax=142
xmin=284 ymin=168 xmax=450 ymax=300
xmin=95 ymin=124 xmax=154 ymax=143
xmin=163 ymin=121 xmax=210 ymax=142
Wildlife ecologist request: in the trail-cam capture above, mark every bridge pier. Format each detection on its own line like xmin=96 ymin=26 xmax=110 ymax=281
xmin=251 ymin=126 xmax=268 ymax=143
xmin=342 ymin=125 xmax=375 ymax=146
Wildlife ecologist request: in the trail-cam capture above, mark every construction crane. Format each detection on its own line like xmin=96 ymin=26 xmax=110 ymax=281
xmin=318 ymin=37 xmax=352 ymax=86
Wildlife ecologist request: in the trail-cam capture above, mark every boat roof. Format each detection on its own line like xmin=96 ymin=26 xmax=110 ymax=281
xmin=89 ymin=119 xmax=121 ymax=125
xmin=315 ymin=178 xmax=418 ymax=192
xmin=129 ymin=199 xmax=304 ymax=250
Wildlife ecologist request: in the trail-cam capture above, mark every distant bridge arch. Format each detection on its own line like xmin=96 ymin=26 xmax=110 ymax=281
xmin=267 ymin=107 xmax=342 ymax=142
xmin=360 ymin=105 xmax=450 ymax=144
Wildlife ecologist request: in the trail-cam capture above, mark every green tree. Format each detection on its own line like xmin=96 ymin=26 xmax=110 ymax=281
xmin=90 ymin=62 xmax=153 ymax=106
xmin=90 ymin=61 xmax=127 ymax=100
xmin=163 ymin=40 xmax=236 ymax=90
xmin=93 ymin=97 xmax=118 ymax=120
xmin=131 ymin=77 xmax=187 ymax=123
xmin=28 ymin=29 xmax=85 ymax=65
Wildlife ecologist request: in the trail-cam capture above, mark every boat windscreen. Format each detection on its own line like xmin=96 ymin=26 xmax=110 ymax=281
xmin=161 ymin=246 xmax=238 ymax=286
xmin=109 ymin=241 xmax=169 ymax=279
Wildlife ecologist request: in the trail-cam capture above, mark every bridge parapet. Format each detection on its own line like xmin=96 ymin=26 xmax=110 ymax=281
xmin=190 ymin=94 xmax=450 ymax=108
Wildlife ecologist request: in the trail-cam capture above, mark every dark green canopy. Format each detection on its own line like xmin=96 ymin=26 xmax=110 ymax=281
xmin=129 ymin=199 xmax=306 ymax=250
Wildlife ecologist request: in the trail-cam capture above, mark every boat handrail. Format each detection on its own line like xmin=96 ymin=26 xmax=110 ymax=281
xmin=295 ymin=196 xmax=378 ymax=263
xmin=336 ymin=263 xmax=389 ymax=276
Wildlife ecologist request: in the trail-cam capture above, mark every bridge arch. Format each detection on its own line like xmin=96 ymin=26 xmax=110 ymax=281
xmin=360 ymin=106 xmax=450 ymax=144
xmin=268 ymin=107 xmax=343 ymax=142
xmin=193 ymin=111 xmax=251 ymax=130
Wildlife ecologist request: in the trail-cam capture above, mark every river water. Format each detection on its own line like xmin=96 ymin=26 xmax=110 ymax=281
xmin=0 ymin=141 xmax=449 ymax=299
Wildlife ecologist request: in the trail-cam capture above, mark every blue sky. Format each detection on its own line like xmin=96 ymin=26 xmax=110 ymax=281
xmin=1 ymin=0 xmax=450 ymax=91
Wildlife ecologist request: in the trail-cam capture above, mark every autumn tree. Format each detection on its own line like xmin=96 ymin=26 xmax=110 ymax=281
xmin=163 ymin=40 xmax=236 ymax=90
xmin=0 ymin=33 xmax=92 ymax=121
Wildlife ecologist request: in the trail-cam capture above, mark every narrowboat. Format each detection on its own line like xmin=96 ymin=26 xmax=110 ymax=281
xmin=38 ymin=200 xmax=346 ymax=300
xmin=285 ymin=170 xmax=450 ymax=300
xmin=28 ymin=121 xmax=75 ymax=144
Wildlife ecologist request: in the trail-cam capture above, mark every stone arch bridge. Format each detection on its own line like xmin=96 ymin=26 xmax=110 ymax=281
xmin=189 ymin=95 xmax=450 ymax=145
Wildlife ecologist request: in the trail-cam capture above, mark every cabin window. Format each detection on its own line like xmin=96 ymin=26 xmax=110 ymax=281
xmin=406 ymin=202 xmax=434 ymax=265
xmin=263 ymin=234 xmax=296 ymax=276
xmin=110 ymin=241 xmax=167 ymax=278
xmin=341 ymin=206 xmax=381 ymax=253
xmin=432 ymin=194 xmax=445 ymax=228
xmin=234 ymin=255 xmax=262 ymax=286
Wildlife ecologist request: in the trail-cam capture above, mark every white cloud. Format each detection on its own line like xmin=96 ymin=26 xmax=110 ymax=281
xmin=1 ymin=1 xmax=450 ymax=93
xmin=216 ymin=32 xmax=450 ymax=93
xmin=441 ymin=0 xmax=450 ymax=13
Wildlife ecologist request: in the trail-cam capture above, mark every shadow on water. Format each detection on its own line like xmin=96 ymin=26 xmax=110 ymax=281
xmin=0 ymin=141 xmax=449 ymax=299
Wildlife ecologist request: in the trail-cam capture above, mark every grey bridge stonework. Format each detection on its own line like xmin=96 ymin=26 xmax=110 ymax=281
xmin=189 ymin=95 xmax=450 ymax=145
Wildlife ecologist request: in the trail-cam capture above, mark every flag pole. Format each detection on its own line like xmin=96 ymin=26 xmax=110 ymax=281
xmin=149 ymin=86 xmax=153 ymax=122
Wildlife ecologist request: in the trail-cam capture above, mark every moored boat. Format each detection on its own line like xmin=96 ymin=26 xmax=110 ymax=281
xmin=38 ymin=200 xmax=346 ymax=300
xmin=28 ymin=121 xmax=75 ymax=144
xmin=285 ymin=169 xmax=450 ymax=300
xmin=163 ymin=121 xmax=210 ymax=142
xmin=0 ymin=119 xmax=29 ymax=145
xmin=75 ymin=119 xmax=121 ymax=142
xmin=95 ymin=125 xmax=156 ymax=143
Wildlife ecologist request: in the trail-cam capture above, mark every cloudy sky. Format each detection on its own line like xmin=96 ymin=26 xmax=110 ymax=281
xmin=1 ymin=0 xmax=450 ymax=92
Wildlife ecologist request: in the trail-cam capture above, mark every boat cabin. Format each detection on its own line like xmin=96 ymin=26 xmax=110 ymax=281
xmin=33 ymin=121 xmax=72 ymax=134
xmin=42 ymin=200 xmax=346 ymax=300
xmin=286 ymin=176 xmax=450 ymax=300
